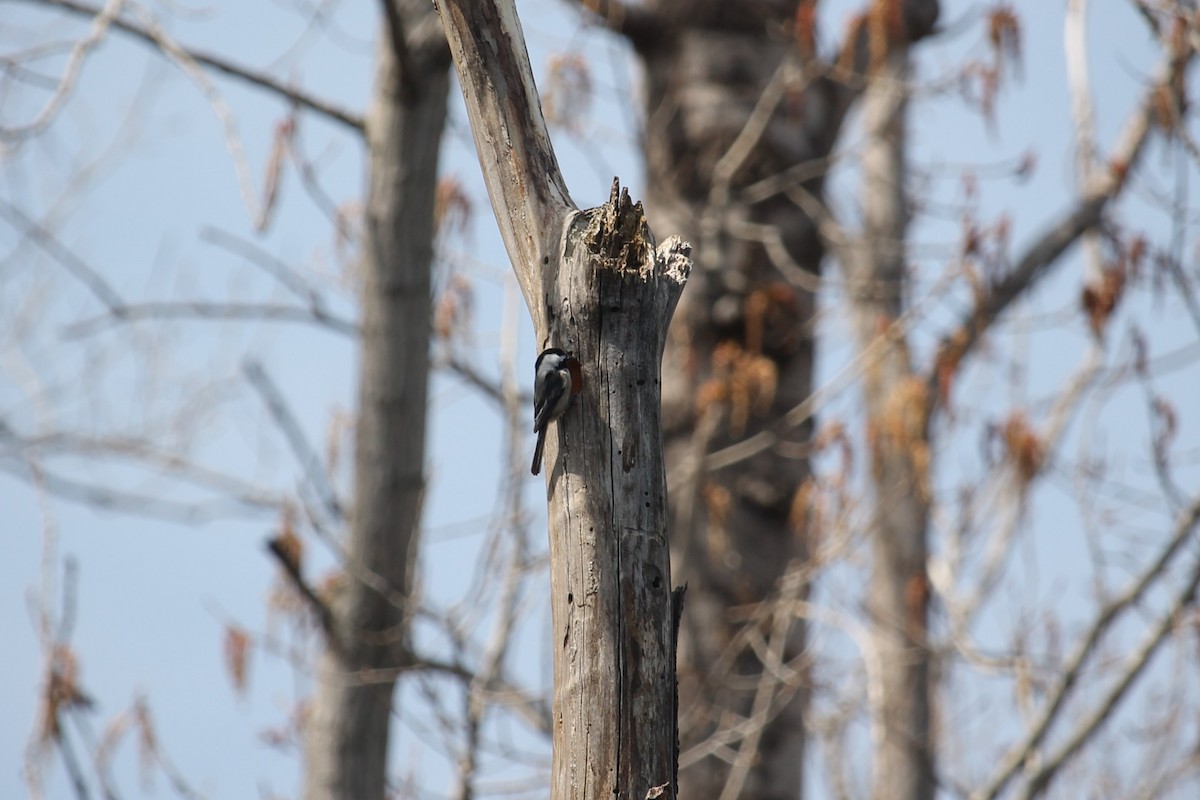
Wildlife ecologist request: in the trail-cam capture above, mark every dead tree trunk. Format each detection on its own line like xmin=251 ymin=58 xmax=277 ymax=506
xmin=435 ymin=2 xmax=691 ymax=798
xmin=301 ymin=5 xmax=449 ymax=799
xmin=546 ymin=184 xmax=691 ymax=800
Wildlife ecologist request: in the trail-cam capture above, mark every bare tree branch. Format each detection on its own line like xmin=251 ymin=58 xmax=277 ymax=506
xmin=1065 ymin=0 xmax=1105 ymax=284
xmin=0 ymin=459 xmax=281 ymax=520
xmin=679 ymin=262 xmax=958 ymax=479
xmin=929 ymin=37 xmax=1194 ymax=415
xmin=9 ymin=0 xmax=365 ymax=132
xmin=1019 ymin=551 xmax=1200 ymax=799
xmin=55 ymin=723 xmax=91 ymax=800
xmin=972 ymin=494 xmax=1200 ymax=800
xmin=716 ymin=569 xmax=807 ymax=800
xmin=266 ymin=535 xmax=340 ymax=651
xmin=416 ymin=652 xmax=552 ymax=737
xmin=243 ymin=359 xmax=344 ymax=522
xmin=0 ymin=199 xmax=123 ymax=312
xmin=453 ymin=298 xmax=528 ymax=800
xmin=0 ymin=0 xmax=123 ymax=148
xmin=287 ymin=121 xmax=359 ymax=244
xmin=64 ymin=301 xmax=358 ymax=338
xmin=7 ymin=430 xmax=284 ymax=507
xmin=435 ymin=352 xmax=534 ymax=408
xmin=938 ymin=344 xmax=1105 ymax=630
xmin=200 ymin=226 xmax=334 ymax=312
xmin=3 ymin=198 xmax=357 ymax=339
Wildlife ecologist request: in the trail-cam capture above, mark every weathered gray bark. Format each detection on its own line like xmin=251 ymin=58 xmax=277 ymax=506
xmin=546 ymin=185 xmax=691 ymax=800
xmin=301 ymin=5 xmax=449 ymax=799
xmin=435 ymin=1 xmax=691 ymax=797
xmin=622 ymin=3 xmax=941 ymax=798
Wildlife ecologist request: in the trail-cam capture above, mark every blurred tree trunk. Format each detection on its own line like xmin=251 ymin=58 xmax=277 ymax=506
xmin=641 ymin=13 xmax=821 ymax=792
xmin=302 ymin=5 xmax=448 ymax=799
xmin=622 ymin=2 xmax=939 ymax=797
xmin=848 ymin=44 xmax=934 ymax=800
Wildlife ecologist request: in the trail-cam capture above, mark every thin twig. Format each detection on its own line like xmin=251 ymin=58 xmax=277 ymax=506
xmin=0 ymin=460 xmax=281 ymax=520
xmin=438 ymin=353 xmax=505 ymax=406
xmin=0 ymin=199 xmax=124 ymax=312
xmin=1065 ymin=0 xmax=1105 ymax=284
xmin=941 ymin=344 xmax=1104 ymax=629
xmin=452 ymin=282 xmax=529 ymax=800
xmin=0 ymin=0 xmax=125 ymax=148
xmin=200 ymin=227 xmax=332 ymax=312
xmin=705 ymin=56 xmax=795 ymax=221
xmin=63 ymin=301 xmax=358 ymax=338
xmin=1165 ymin=143 xmax=1200 ymax=338
xmin=929 ymin=37 xmax=1194 ymax=417
xmin=266 ymin=536 xmax=339 ymax=652
xmin=716 ymin=567 xmax=807 ymax=800
xmin=288 ymin=121 xmax=358 ymax=244
xmin=685 ymin=261 xmax=957 ymax=477
xmin=972 ymin=494 xmax=1200 ymax=800
xmin=1018 ymin=552 xmax=1200 ymax=799
xmin=56 ymin=725 xmax=92 ymax=800
xmin=8 ymin=430 xmax=286 ymax=510
xmin=243 ymin=359 xmax=344 ymax=522
xmin=13 ymin=0 xmax=364 ymax=132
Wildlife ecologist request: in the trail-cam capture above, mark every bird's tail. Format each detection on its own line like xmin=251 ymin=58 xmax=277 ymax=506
xmin=531 ymin=429 xmax=547 ymax=475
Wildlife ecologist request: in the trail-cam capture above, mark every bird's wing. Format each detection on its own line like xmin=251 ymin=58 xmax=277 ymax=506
xmin=533 ymin=375 xmax=566 ymax=433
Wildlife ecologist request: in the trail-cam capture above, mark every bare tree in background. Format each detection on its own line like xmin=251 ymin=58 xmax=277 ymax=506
xmin=3 ymin=2 xmax=457 ymax=799
xmin=575 ymin=1 xmax=1200 ymax=798
xmin=301 ymin=4 xmax=449 ymax=799
xmin=6 ymin=1 xmax=1200 ymax=800
xmin=575 ymin=1 xmax=938 ymax=796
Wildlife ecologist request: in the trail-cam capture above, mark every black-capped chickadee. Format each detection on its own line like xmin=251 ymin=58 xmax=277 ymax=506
xmin=532 ymin=347 xmax=582 ymax=475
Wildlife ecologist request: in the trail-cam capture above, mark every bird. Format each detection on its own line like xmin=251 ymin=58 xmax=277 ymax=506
xmin=532 ymin=347 xmax=582 ymax=475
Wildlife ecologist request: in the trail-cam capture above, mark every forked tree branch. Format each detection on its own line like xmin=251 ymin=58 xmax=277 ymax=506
xmin=435 ymin=5 xmax=691 ymax=800
xmin=433 ymin=0 xmax=575 ymax=324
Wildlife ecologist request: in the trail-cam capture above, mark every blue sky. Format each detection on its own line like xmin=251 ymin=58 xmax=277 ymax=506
xmin=3 ymin=1 xmax=1199 ymax=798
